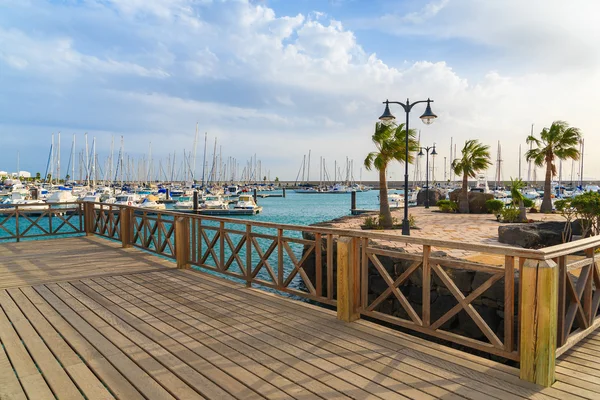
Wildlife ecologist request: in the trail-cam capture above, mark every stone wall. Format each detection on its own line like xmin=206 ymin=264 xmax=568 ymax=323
xmin=300 ymin=232 xmax=518 ymax=351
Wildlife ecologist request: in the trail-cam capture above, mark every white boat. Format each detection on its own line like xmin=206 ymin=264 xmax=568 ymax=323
xmin=114 ymin=194 xmax=140 ymax=206
xmin=471 ymin=174 xmax=490 ymax=193
xmin=2 ymin=192 xmax=46 ymax=211
xmin=295 ymin=186 xmax=320 ymax=194
xmin=173 ymin=195 xmax=194 ymax=210
xmin=523 ymin=189 xmax=541 ymax=200
xmin=44 ymin=190 xmax=78 ymax=211
xmin=325 ymin=183 xmax=350 ymax=193
xmin=202 ymin=195 xmax=228 ymax=210
xmin=225 ymin=185 xmax=241 ymax=197
xmin=584 ymin=184 xmax=600 ymax=193
xmin=138 ymin=196 xmax=166 ymax=211
xmin=388 ymin=193 xmax=404 ymax=208
xmin=234 ymin=194 xmax=262 ymax=212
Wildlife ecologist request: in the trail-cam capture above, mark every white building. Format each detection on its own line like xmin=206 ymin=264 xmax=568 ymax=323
xmin=0 ymin=171 xmax=8 ymax=177
xmin=11 ymin=171 xmax=31 ymax=178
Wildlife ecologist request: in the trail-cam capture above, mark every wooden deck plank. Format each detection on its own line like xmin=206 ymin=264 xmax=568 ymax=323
xmin=90 ymin=275 xmax=334 ymax=400
xmin=6 ymin=288 xmax=116 ymax=400
xmin=135 ymin=276 xmax=493 ymax=400
xmin=0 ymin=237 xmax=172 ymax=290
xmin=0 ymin=332 xmax=27 ymax=400
xmin=104 ymin=278 xmax=352 ymax=400
xmin=125 ymin=273 xmax=495 ymax=400
xmin=61 ymin=280 xmax=387 ymax=400
xmin=119 ymin=275 xmax=385 ymax=400
xmin=159 ymin=270 xmax=579 ymax=400
xmin=134 ymin=271 xmax=532 ymax=400
xmin=0 ymin=307 xmax=55 ymax=400
xmin=2 ymin=237 xmax=600 ymax=400
xmin=64 ymin=280 xmax=268 ymax=400
xmin=0 ymin=291 xmax=85 ymax=400
xmin=44 ymin=283 xmax=209 ymax=400
xmin=82 ymin=277 xmax=299 ymax=400
xmin=32 ymin=285 xmax=178 ymax=400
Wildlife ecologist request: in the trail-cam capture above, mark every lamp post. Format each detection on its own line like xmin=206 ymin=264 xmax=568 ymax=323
xmin=418 ymin=144 xmax=437 ymax=208
xmin=379 ymin=98 xmax=437 ymax=235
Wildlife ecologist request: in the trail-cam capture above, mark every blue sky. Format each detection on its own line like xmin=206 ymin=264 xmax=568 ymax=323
xmin=1 ymin=0 xmax=598 ymax=181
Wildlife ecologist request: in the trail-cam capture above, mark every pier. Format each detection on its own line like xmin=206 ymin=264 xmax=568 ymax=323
xmin=0 ymin=202 xmax=599 ymax=399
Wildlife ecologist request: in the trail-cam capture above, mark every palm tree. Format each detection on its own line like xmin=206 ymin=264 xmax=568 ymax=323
xmin=526 ymin=121 xmax=582 ymax=213
xmin=364 ymin=122 xmax=418 ymax=228
xmin=451 ymin=140 xmax=492 ymax=213
xmin=510 ymin=177 xmax=527 ymax=221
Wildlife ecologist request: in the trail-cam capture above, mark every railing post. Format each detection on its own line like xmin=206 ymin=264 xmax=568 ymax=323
xmin=422 ymin=245 xmax=431 ymax=327
xmin=337 ymin=236 xmax=360 ymax=322
xmin=245 ymin=225 xmax=252 ymax=287
xmin=120 ymin=207 xmax=132 ymax=248
xmin=175 ymin=216 xmax=190 ymax=269
xmin=84 ymin=202 xmax=94 ymax=236
xmin=519 ymin=258 xmax=558 ymax=387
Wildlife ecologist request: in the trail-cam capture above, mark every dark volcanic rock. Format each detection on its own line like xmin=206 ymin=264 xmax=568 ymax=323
xmin=417 ymin=188 xmax=445 ymax=206
xmin=498 ymin=221 xmax=567 ymax=249
xmin=449 ymin=190 xmax=494 ymax=213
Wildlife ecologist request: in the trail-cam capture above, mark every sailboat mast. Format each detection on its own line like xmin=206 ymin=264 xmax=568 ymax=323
xmin=580 ymin=139 xmax=585 ymax=186
xmin=84 ymin=133 xmax=89 ymax=186
xmin=518 ymin=144 xmax=522 ymax=181
xmin=57 ymin=132 xmax=61 ymax=184
xmin=527 ymin=124 xmax=534 ymax=184
xmin=91 ymin=137 xmax=96 ymax=188
xmin=50 ymin=133 xmax=55 ymax=184
xmin=449 ymin=137 xmax=453 ymax=184
xmin=192 ymin=123 xmax=198 ymax=183
xmin=307 ymin=150 xmax=311 ymax=183
xmin=72 ymin=134 xmax=76 ymax=183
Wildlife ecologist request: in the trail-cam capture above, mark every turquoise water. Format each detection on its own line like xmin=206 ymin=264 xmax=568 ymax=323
xmin=217 ymin=189 xmax=381 ymax=225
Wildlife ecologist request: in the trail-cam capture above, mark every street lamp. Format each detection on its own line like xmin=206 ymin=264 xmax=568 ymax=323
xmin=379 ymin=98 xmax=437 ymax=235
xmin=418 ymin=144 xmax=437 ymax=209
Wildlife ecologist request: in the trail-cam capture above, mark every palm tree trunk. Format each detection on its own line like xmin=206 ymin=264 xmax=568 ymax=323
xmin=541 ymin=159 xmax=553 ymax=213
xmin=379 ymin=168 xmax=393 ymax=228
xmin=459 ymin=172 xmax=470 ymax=213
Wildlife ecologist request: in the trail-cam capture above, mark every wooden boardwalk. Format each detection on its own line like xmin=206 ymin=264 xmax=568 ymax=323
xmin=0 ymin=238 xmax=599 ymax=399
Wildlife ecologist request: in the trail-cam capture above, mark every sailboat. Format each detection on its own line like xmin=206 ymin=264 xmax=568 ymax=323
xmin=295 ymin=151 xmax=319 ymax=193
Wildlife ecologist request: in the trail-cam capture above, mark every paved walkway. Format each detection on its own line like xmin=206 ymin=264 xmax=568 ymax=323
xmin=331 ymin=207 xmax=564 ymax=262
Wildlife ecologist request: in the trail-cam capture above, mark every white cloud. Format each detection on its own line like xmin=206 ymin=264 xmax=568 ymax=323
xmin=0 ymin=0 xmax=599 ymax=181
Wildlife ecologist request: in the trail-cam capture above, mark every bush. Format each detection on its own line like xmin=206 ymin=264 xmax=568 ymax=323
xmin=363 ymin=216 xmax=379 ymax=229
xmin=485 ymin=199 xmax=504 ymax=214
xmin=436 ymin=199 xmax=458 ymax=213
xmin=409 ymin=214 xmax=417 ymax=228
xmin=522 ymin=198 xmax=534 ymax=208
xmin=500 ymin=207 xmax=522 ymax=223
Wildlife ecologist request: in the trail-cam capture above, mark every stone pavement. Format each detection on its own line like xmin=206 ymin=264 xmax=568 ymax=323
xmin=328 ymin=207 xmax=565 ymax=264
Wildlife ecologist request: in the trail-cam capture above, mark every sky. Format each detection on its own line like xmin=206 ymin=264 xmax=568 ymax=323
xmin=0 ymin=0 xmax=598 ymax=182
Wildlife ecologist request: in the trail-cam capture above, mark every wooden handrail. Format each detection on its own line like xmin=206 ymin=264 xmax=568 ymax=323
xmin=83 ymin=202 xmax=545 ymax=258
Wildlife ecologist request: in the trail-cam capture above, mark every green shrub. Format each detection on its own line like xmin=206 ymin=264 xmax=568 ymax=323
xmin=436 ymin=199 xmax=458 ymax=213
xmin=409 ymin=214 xmax=417 ymax=228
xmin=522 ymin=198 xmax=534 ymax=208
xmin=363 ymin=216 xmax=379 ymax=229
xmin=485 ymin=199 xmax=504 ymax=214
xmin=500 ymin=207 xmax=522 ymax=223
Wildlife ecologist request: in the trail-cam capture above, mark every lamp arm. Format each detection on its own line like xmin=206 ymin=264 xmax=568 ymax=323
xmin=384 ymin=101 xmax=409 ymax=112
xmin=407 ymin=99 xmax=433 ymax=112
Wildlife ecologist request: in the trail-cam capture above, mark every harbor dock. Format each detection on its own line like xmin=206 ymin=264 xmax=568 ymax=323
xmin=0 ymin=202 xmax=599 ymax=399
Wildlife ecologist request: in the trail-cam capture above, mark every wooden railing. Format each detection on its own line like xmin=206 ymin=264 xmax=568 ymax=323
xmin=0 ymin=202 xmax=84 ymax=241
xmin=81 ymin=202 xmax=600 ymax=387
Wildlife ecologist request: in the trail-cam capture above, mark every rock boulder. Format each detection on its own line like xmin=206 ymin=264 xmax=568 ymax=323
xmin=448 ymin=190 xmax=493 ymax=213
xmin=417 ymin=188 xmax=445 ymax=206
xmin=498 ymin=221 xmax=567 ymax=249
